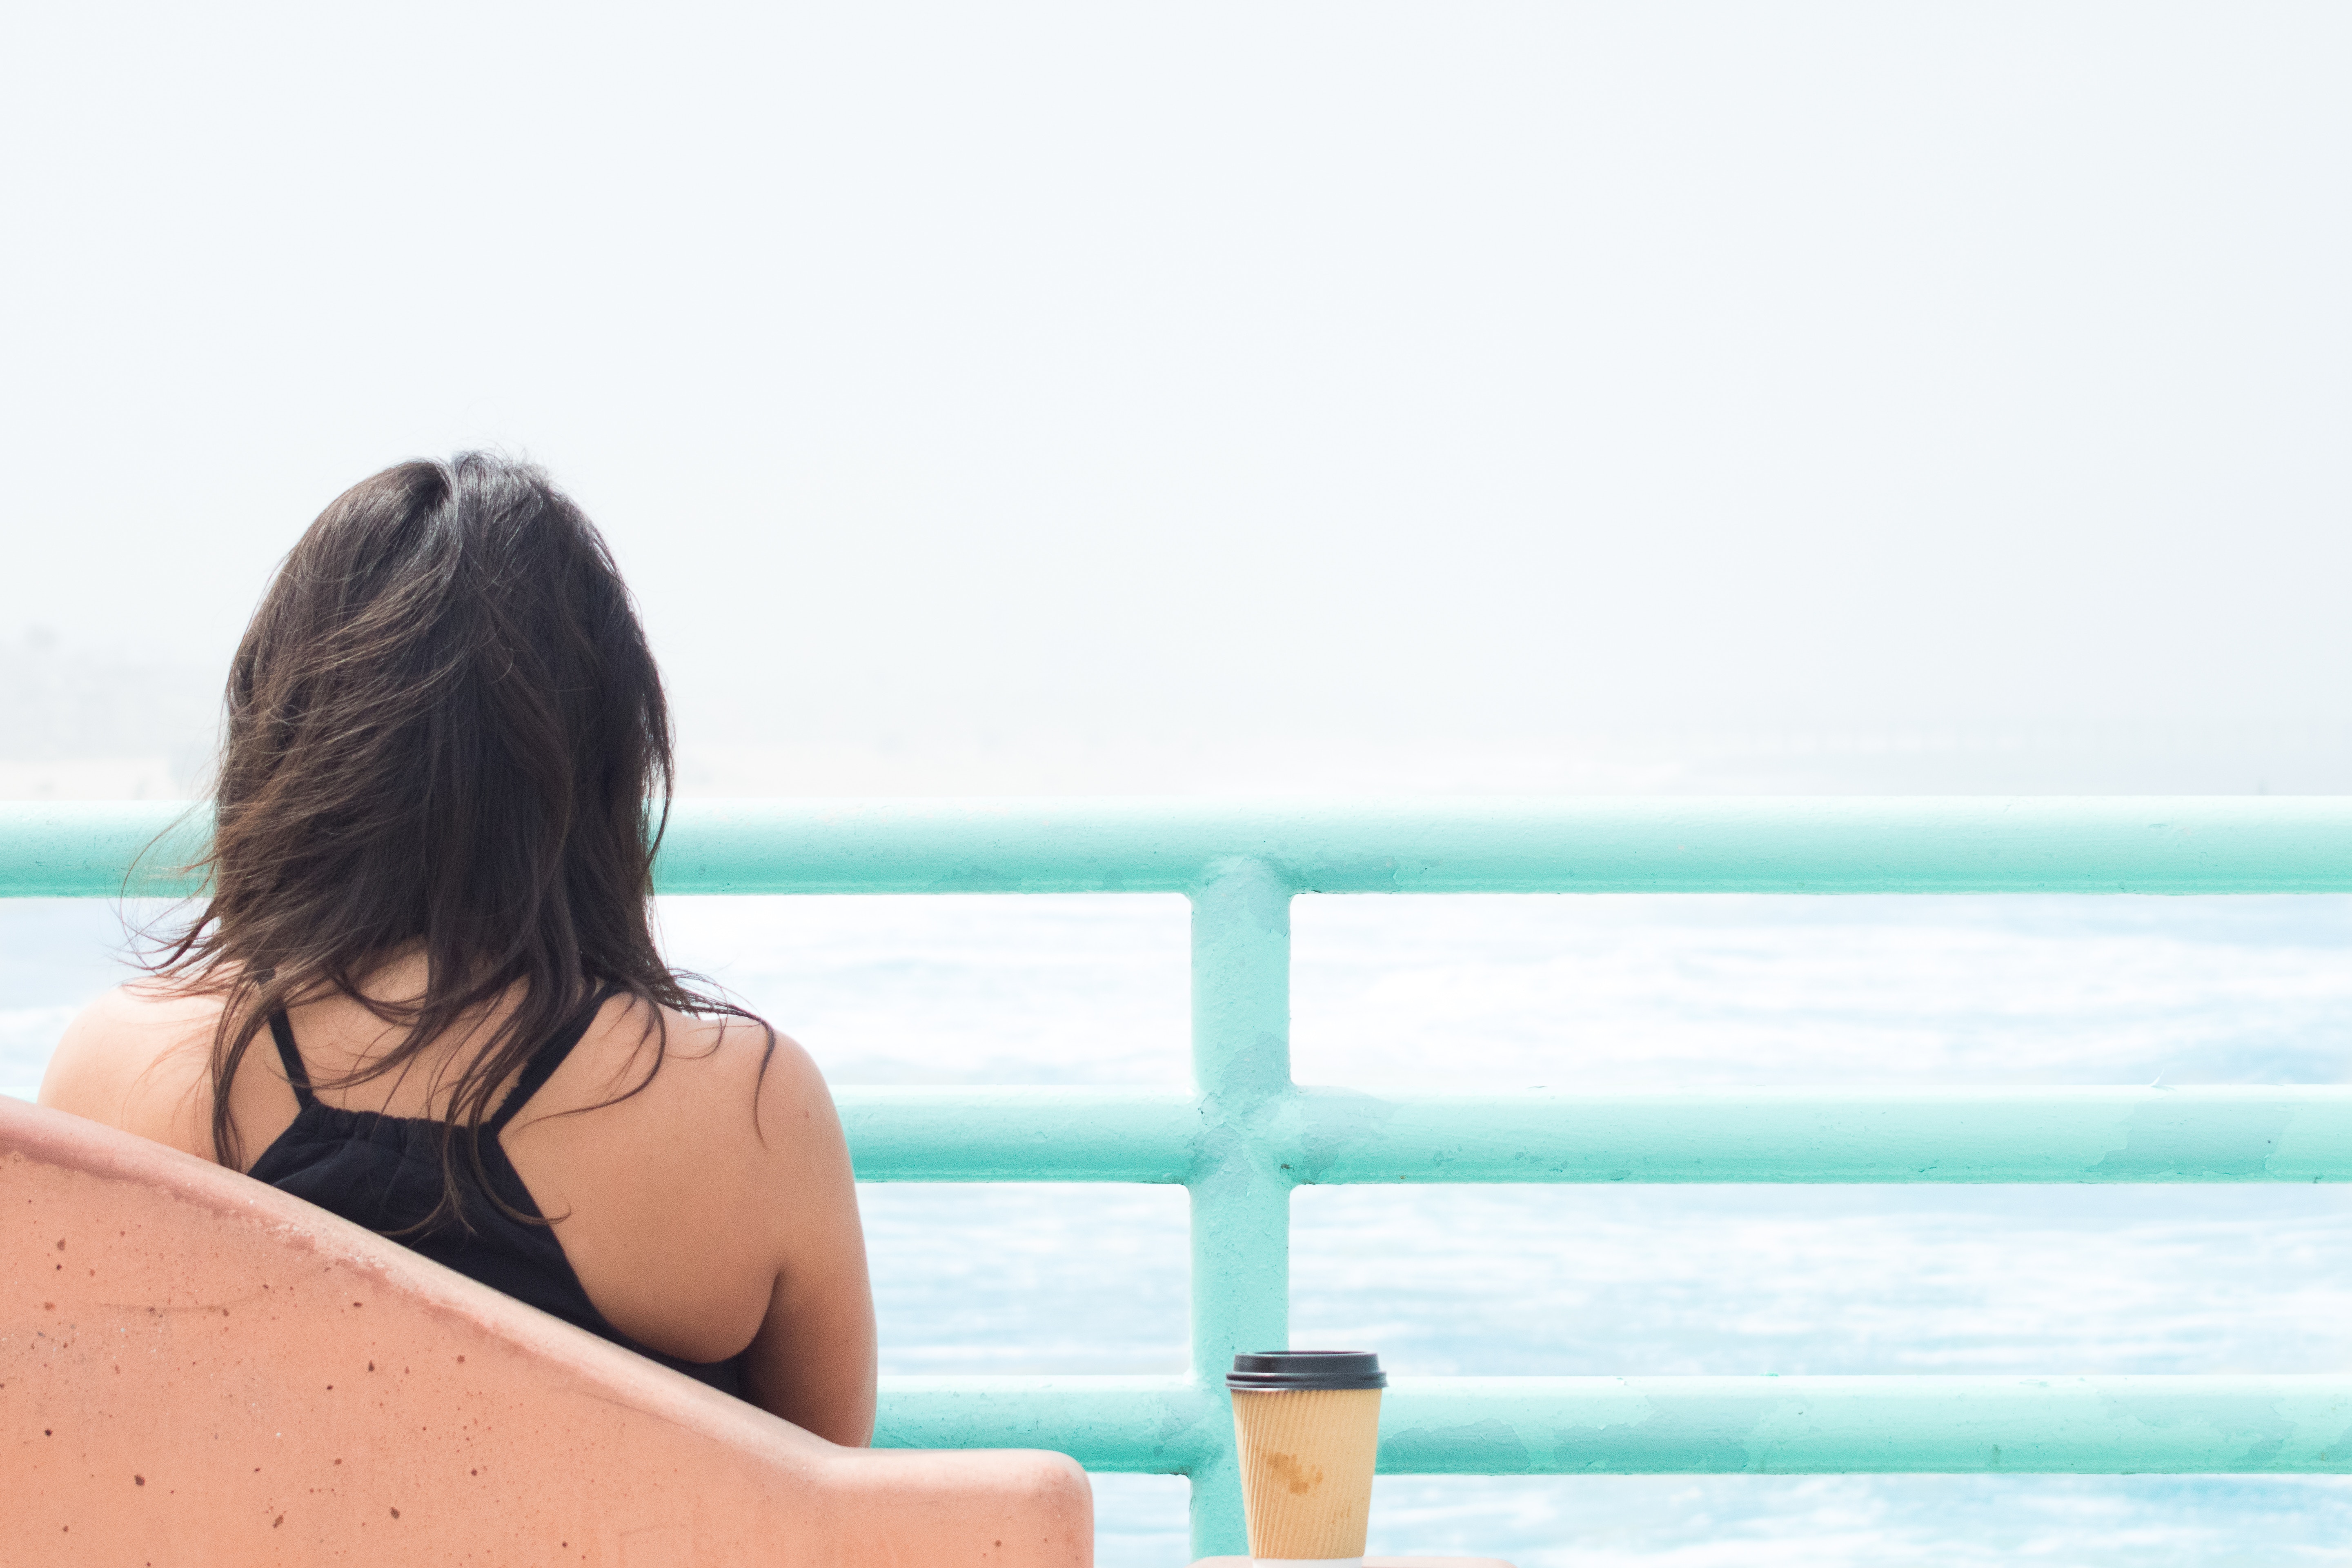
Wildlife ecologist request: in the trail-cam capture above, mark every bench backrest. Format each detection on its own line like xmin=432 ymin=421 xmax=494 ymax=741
xmin=2 ymin=1096 xmax=1090 ymax=1567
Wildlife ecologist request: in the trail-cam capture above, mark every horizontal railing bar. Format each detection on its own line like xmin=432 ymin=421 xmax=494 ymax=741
xmin=1284 ymin=1085 xmax=2352 ymax=1184
xmin=876 ymin=1375 xmax=2352 ymax=1475
xmin=0 ymin=802 xmax=205 ymax=898
xmin=839 ymin=1085 xmax=2352 ymax=1184
xmin=1393 ymin=1375 xmax=2352 ymax=1474
xmin=838 ymin=1088 xmax=1199 ymax=1182
xmin=10 ymin=797 xmax=2352 ymax=898
xmin=876 ymin=1377 xmax=1218 ymax=1471
xmin=655 ymin=797 xmax=2352 ymax=895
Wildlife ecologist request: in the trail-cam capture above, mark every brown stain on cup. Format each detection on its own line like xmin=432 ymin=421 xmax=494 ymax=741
xmin=1265 ymin=1453 xmax=1325 ymax=1496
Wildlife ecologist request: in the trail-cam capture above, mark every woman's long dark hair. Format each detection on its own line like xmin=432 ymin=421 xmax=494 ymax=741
xmin=149 ymin=452 xmax=766 ymax=1228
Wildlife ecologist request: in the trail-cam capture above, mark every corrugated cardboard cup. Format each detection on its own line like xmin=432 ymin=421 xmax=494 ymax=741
xmin=1228 ymin=1352 xmax=1387 ymax=1567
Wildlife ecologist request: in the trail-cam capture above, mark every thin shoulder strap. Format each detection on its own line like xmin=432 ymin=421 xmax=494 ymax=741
xmin=486 ymin=986 xmax=623 ymax=1135
xmin=267 ymin=1010 xmax=319 ymax=1109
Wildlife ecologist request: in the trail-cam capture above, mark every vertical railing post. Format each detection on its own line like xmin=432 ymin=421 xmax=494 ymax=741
xmin=1186 ymin=855 xmax=1295 ymax=1559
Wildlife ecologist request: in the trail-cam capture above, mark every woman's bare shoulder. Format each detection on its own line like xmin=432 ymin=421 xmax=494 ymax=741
xmin=502 ymin=994 xmax=855 ymax=1366
xmin=41 ymin=980 xmax=225 ymax=1154
xmin=553 ymin=994 xmax=835 ymax=1152
xmin=577 ymin=994 xmax=814 ymax=1085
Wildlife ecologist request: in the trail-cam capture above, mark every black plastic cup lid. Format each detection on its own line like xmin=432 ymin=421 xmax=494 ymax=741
xmin=1227 ymin=1351 xmax=1387 ymax=1391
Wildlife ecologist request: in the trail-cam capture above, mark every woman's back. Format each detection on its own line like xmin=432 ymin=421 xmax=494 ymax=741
xmin=43 ymin=958 xmax=875 ymax=1443
xmin=249 ymin=981 xmax=753 ymax=1389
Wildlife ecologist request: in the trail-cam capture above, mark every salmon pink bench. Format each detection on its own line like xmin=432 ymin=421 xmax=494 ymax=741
xmin=1 ymin=1096 xmax=1090 ymax=1567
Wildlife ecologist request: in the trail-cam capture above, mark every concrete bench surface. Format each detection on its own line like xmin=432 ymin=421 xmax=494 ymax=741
xmin=2 ymin=1095 xmax=1090 ymax=1566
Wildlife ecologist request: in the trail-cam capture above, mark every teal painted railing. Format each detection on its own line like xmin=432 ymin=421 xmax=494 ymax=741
xmin=11 ymin=796 xmax=2352 ymax=1557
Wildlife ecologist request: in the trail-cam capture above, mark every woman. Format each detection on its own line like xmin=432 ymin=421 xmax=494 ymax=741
xmin=40 ymin=454 xmax=875 ymax=1446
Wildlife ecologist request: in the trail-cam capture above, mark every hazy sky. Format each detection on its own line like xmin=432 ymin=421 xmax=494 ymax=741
xmin=5 ymin=2 xmax=2347 ymax=791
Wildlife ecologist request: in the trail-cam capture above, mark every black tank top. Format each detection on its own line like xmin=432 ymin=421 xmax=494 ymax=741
xmin=246 ymin=990 xmax=748 ymax=1397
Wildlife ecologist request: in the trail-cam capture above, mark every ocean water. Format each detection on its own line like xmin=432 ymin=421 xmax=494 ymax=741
xmin=9 ymin=890 xmax=2352 ymax=1566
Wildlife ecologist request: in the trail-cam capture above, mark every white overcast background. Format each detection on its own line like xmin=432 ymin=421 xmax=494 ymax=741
xmin=2 ymin=1 xmax=2347 ymax=795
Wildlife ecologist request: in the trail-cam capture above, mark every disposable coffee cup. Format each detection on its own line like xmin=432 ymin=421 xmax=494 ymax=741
xmin=1227 ymin=1351 xmax=1387 ymax=1567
